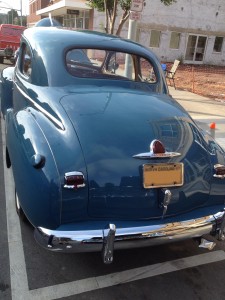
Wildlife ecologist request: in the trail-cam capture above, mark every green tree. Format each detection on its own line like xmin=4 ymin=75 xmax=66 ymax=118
xmin=21 ymin=16 xmax=27 ymax=27
xmin=7 ymin=9 xmax=18 ymax=24
xmin=86 ymin=0 xmax=176 ymax=36
xmin=13 ymin=15 xmax=27 ymax=26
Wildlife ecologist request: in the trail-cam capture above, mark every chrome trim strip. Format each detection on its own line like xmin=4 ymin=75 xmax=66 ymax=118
xmin=15 ymin=83 xmax=65 ymax=130
xmin=133 ymin=151 xmax=181 ymax=159
xmin=65 ymin=171 xmax=83 ymax=176
xmin=64 ymin=184 xmax=85 ymax=189
xmin=213 ymin=174 xmax=225 ymax=179
xmin=34 ymin=212 xmax=225 ymax=253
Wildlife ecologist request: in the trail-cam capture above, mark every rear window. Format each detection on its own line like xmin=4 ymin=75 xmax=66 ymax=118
xmin=66 ymin=48 xmax=157 ymax=83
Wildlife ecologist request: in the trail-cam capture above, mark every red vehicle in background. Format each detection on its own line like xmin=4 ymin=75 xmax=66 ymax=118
xmin=0 ymin=24 xmax=26 ymax=64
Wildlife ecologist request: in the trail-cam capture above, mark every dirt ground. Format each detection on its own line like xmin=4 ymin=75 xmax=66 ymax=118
xmin=166 ymin=63 xmax=225 ymax=101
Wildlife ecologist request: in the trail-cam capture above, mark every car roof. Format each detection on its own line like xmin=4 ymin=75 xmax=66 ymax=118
xmin=23 ymin=26 xmax=156 ymax=55
xmin=21 ymin=27 xmax=161 ymax=87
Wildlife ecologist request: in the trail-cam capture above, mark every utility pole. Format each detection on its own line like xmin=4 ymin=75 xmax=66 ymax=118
xmin=20 ymin=0 xmax=22 ymax=25
xmin=125 ymin=0 xmax=144 ymax=78
xmin=127 ymin=0 xmax=144 ymax=42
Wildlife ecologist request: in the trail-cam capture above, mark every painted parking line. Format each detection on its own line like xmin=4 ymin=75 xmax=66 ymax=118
xmin=27 ymin=251 xmax=225 ymax=299
xmin=2 ymin=118 xmax=225 ymax=300
xmin=1 ymin=118 xmax=29 ymax=300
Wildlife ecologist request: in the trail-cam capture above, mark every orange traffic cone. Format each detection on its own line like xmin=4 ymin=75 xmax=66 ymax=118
xmin=210 ymin=122 xmax=216 ymax=129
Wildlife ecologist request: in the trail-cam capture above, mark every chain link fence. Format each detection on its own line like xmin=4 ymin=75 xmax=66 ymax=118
xmin=165 ymin=63 xmax=225 ymax=101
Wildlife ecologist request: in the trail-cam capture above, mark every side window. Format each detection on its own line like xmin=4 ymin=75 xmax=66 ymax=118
xmin=20 ymin=44 xmax=32 ymax=77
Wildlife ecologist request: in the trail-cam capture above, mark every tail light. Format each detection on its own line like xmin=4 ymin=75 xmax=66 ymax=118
xmin=64 ymin=171 xmax=85 ymax=189
xmin=214 ymin=164 xmax=225 ymax=179
xmin=150 ymin=139 xmax=165 ymax=154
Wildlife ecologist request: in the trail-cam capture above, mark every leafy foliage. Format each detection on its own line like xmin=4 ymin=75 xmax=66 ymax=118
xmin=7 ymin=9 xmax=18 ymax=24
xmin=161 ymin=0 xmax=177 ymax=5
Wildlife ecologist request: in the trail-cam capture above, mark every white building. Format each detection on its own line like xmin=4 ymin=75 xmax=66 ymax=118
xmin=30 ymin=0 xmax=225 ymax=65
xmin=93 ymin=0 xmax=225 ymax=65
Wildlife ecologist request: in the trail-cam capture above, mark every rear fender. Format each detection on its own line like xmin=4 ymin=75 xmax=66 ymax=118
xmin=6 ymin=108 xmax=61 ymax=229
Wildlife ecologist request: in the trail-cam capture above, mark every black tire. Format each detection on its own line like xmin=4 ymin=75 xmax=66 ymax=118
xmin=0 ymin=56 xmax=4 ymax=64
xmin=15 ymin=190 xmax=27 ymax=222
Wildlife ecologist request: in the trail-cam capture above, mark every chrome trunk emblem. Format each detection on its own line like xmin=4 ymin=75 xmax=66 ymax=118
xmin=133 ymin=139 xmax=181 ymax=159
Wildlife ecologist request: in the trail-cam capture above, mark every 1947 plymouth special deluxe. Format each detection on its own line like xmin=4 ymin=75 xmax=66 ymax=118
xmin=1 ymin=19 xmax=225 ymax=264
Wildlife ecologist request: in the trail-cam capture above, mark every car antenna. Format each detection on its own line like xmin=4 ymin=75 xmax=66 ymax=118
xmin=49 ymin=13 xmax=54 ymax=27
xmin=35 ymin=16 xmax=62 ymax=27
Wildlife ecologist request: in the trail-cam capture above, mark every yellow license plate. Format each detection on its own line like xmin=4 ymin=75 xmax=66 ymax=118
xmin=143 ymin=163 xmax=184 ymax=188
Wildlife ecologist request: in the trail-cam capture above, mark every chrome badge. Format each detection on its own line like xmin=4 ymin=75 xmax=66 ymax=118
xmin=133 ymin=139 xmax=181 ymax=159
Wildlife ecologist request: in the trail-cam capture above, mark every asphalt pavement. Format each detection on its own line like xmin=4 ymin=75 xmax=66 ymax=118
xmin=169 ymin=87 xmax=225 ymax=149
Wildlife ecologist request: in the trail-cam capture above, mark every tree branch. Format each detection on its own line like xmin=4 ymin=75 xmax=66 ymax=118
xmin=104 ymin=0 xmax=109 ymax=33
xmin=116 ymin=9 xmax=130 ymax=36
xmin=110 ymin=0 xmax=118 ymax=34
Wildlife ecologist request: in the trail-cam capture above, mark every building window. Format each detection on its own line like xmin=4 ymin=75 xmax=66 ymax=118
xmin=136 ymin=28 xmax=141 ymax=43
xmin=63 ymin=10 xmax=89 ymax=29
xmin=213 ymin=36 xmax=223 ymax=53
xmin=170 ymin=32 xmax=181 ymax=49
xmin=149 ymin=30 xmax=161 ymax=48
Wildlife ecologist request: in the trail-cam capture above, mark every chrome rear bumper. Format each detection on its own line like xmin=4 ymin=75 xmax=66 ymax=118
xmin=34 ymin=211 xmax=225 ymax=264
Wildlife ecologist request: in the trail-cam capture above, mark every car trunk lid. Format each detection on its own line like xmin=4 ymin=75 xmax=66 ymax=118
xmin=60 ymin=88 xmax=211 ymax=220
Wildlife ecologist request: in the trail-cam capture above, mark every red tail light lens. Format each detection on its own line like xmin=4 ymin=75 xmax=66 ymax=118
xmin=64 ymin=172 xmax=85 ymax=189
xmin=214 ymin=164 xmax=225 ymax=178
xmin=150 ymin=139 xmax=165 ymax=154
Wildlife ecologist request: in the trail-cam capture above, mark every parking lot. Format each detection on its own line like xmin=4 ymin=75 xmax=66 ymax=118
xmin=1 ymin=63 xmax=225 ymax=299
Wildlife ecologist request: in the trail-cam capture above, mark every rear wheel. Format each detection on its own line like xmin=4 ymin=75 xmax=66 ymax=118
xmin=0 ymin=56 xmax=4 ymax=64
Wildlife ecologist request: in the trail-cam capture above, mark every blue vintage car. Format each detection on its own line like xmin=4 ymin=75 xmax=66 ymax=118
xmin=1 ymin=22 xmax=225 ymax=264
